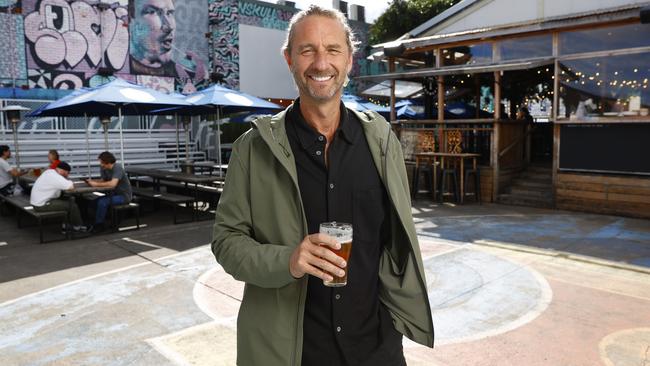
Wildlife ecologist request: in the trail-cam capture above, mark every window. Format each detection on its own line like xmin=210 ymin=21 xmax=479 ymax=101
xmin=498 ymin=34 xmax=552 ymax=61
xmin=442 ymin=43 xmax=492 ymax=66
xmin=558 ymin=52 xmax=650 ymax=120
xmin=559 ymin=23 xmax=650 ymax=55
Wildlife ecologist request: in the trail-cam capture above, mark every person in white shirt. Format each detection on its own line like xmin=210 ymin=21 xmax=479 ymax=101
xmin=0 ymin=145 xmax=28 ymax=196
xmin=30 ymin=161 xmax=86 ymax=233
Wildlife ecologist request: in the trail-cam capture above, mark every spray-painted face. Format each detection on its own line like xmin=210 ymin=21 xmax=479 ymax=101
xmin=130 ymin=0 xmax=176 ymax=66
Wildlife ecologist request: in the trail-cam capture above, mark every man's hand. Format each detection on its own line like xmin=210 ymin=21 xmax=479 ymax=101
xmin=289 ymin=233 xmax=347 ymax=282
xmin=85 ymin=179 xmax=97 ymax=187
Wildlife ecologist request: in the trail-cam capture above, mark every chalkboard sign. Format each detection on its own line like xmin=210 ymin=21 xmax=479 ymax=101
xmin=559 ymin=123 xmax=650 ymax=175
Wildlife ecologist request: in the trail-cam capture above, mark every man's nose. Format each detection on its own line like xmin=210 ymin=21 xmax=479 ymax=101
xmin=161 ymin=13 xmax=173 ymax=31
xmin=312 ymin=50 xmax=329 ymax=70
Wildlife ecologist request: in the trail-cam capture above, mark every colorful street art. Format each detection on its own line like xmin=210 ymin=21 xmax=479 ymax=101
xmin=238 ymin=1 xmax=293 ymax=31
xmin=2 ymin=0 xmax=370 ymax=95
xmin=0 ymin=13 xmax=27 ymax=84
xmin=19 ymin=0 xmax=207 ymax=91
xmin=209 ymin=0 xmax=239 ymax=89
xmin=129 ymin=0 xmax=209 ymax=93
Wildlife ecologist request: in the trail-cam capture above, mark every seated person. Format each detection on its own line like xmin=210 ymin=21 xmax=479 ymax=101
xmin=48 ymin=149 xmax=61 ymax=169
xmin=85 ymin=151 xmax=133 ymax=233
xmin=30 ymin=161 xmax=87 ymax=233
xmin=0 ymin=145 xmax=27 ymax=196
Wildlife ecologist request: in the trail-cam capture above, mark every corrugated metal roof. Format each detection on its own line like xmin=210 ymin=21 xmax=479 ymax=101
xmin=373 ymin=2 xmax=649 ymax=51
xmin=355 ymin=58 xmax=554 ymax=81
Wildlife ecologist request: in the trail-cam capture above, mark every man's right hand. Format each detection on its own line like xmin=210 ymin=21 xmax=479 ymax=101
xmin=289 ymin=233 xmax=347 ymax=282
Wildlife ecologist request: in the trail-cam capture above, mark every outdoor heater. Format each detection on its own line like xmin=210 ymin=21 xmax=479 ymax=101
xmin=182 ymin=115 xmax=192 ymax=173
xmin=100 ymin=115 xmax=111 ymax=150
xmin=1 ymin=105 xmax=30 ymax=170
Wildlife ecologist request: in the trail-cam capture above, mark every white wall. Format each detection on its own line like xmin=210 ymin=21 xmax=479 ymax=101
xmin=427 ymin=0 xmax=650 ymax=36
xmin=239 ymin=24 xmax=298 ymax=100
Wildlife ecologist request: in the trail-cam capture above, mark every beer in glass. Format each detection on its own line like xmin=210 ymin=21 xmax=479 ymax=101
xmin=319 ymin=222 xmax=352 ymax=287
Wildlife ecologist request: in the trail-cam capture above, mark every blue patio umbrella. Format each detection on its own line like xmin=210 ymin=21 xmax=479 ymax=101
xmin=28 ymin=78 xmax=191 ymax=166
xmin=154 ymin=84 xmax=282 ymax=169
xmin=342 ymin=93 xmax=390 ymax=115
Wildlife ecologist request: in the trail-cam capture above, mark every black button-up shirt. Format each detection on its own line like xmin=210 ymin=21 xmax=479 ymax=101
xmin=286 ymin=100 xmax=404 ymax=366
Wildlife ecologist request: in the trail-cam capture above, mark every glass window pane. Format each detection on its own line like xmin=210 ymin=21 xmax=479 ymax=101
xmin=559 ymin=23 xmax=650 ymax=55
xmin=442 ymin=43 xmax=493 ymax=66
xmin=499 ymin=34 xmax=553 ymax=60
xmin=558 ymin=52 xmax=650 ymax=121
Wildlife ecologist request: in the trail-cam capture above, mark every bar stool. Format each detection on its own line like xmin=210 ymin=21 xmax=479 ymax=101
xmin=411 ymin=131 xmax=436 ymax=198
xmin=464 ymin=167 xmax=481 ymax=203
xmin=438 ymin=130 xmax=462 ymax=203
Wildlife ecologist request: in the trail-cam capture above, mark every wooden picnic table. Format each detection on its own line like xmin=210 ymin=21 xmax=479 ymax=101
xmin=126 ymin=167 xmax=223 ymax=221
xmin=415 ymin=152 xmax=481 ymax=204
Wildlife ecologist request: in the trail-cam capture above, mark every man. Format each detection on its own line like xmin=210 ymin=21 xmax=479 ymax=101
xmin=30 ymin=161 xmax=86 ymax=233
xmin=129 ymin=0 xmax=177 ymax=76
xmin=212 ymin=5 xmax=433 ymax=366
xmin=85 ymin=151 xmax=132 ymax=232
xmin=0 ymin=145 xmax=27 ymax=196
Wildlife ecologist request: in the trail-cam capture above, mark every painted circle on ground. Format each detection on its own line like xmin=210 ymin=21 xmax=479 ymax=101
xmin=599 ymin=327 xmax=650 ymax=366
xmin=417 ymin=247 xmax=553 ymax=346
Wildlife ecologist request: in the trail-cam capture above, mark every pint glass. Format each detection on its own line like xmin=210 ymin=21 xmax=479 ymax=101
xmin=319 ymin=222 xmax=352 ymax=287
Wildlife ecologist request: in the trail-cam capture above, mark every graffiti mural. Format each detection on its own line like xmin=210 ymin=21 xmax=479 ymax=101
xmin=129 ymin=0 xmax=208 ymax=92
xmin=136 ymin=75 xmax=174 ymax=93
xmin=24 ymin=0 xmax=129 ymax=71
xmin=0 ymin=13 xmax=27 ymax=83
xmin=209 ymin=0 xmax=239 ymax=89
xmin=0 ymin=0 xmax=21 ymax=13
xmin=348 ymin=22 xmax=370 ymax=94
xmin=238 ymin=1 xmax=293 ymax=31
xmin=28 ymin=68 xmax=84 ymax=89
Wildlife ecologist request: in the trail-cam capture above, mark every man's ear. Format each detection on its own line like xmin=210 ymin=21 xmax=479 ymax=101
xmin=284 ymin=50 xmax=292 ymax=69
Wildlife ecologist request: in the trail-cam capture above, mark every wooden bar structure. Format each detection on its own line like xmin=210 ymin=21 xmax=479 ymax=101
xmin=359 ymin=2 xmax=650 ymax=218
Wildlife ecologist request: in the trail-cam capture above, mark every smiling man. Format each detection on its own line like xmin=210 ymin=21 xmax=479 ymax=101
xmin=211 ymin=5 xmax=434 ymax=366
xmin=129 ymin=0 xmax=177 ymax=76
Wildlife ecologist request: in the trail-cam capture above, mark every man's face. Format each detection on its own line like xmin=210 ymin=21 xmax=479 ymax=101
xmin=99 ymin=160 xmax=112 ymax=170
xmin=131 ymin=0 xmax=176 ymax=66
xmin=284 ymin=16 xmax=353 ymax=104
xmin=56 ymin=168 xmax=69 ymax=178
xmin=1 ymin=150 xmax=10 ymax=159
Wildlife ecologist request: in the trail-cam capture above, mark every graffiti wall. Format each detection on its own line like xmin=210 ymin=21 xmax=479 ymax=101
xmin=0 ymin=0 xmax=370 ymax=96
xmin=0 ymin=13 xmax=27 ymax=85
xmin=208 ymin=0 xmax=239 ymax=89
xmin=18 ymin=0 xmax=208 ymax=92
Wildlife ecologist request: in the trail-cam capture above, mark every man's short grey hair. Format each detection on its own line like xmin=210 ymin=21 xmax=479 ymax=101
xmin=281 ymin=4 xmax=359 ymax=56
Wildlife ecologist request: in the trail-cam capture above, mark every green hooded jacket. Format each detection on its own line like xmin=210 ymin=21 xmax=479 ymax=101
xmin=212 ymin=107 xmax=434 ymax=365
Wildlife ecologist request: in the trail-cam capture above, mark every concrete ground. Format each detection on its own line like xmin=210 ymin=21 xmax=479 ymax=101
xmin=0 ymin=201 xmax=649 ymax=365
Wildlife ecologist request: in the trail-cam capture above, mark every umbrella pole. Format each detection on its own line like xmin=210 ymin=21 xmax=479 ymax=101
xmin=85 ymin=113 xmax=91 ymax=177
xmin=175 ymin=113 xmax=180 ymax=170
xmin=103 ymin=120 xmax=109 ymax=151
xmin=185 ymin=117 xmax=190 ymax=161
xmin=119 ymin=107 xmax=125 ymax=166
xmin=216 ymin=108 xmax=222 ymax=176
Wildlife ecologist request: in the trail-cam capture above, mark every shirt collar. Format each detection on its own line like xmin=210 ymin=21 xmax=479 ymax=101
xmin=288 ymin=98 xmax=360 ymax=149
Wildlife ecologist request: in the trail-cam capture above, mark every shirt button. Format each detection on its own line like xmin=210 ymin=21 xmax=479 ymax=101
xmin=336 ymin=326 xmax=342 ymax=332
xmin=316 ymin=150 xmax=322 ymax=156
xmin=329 ymin=183 xmax=334 ymax=189
xmin=335 ymin=294 xmax=341 ymax=300
xmin=318 ymin=136 xmax=324 ymax=141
